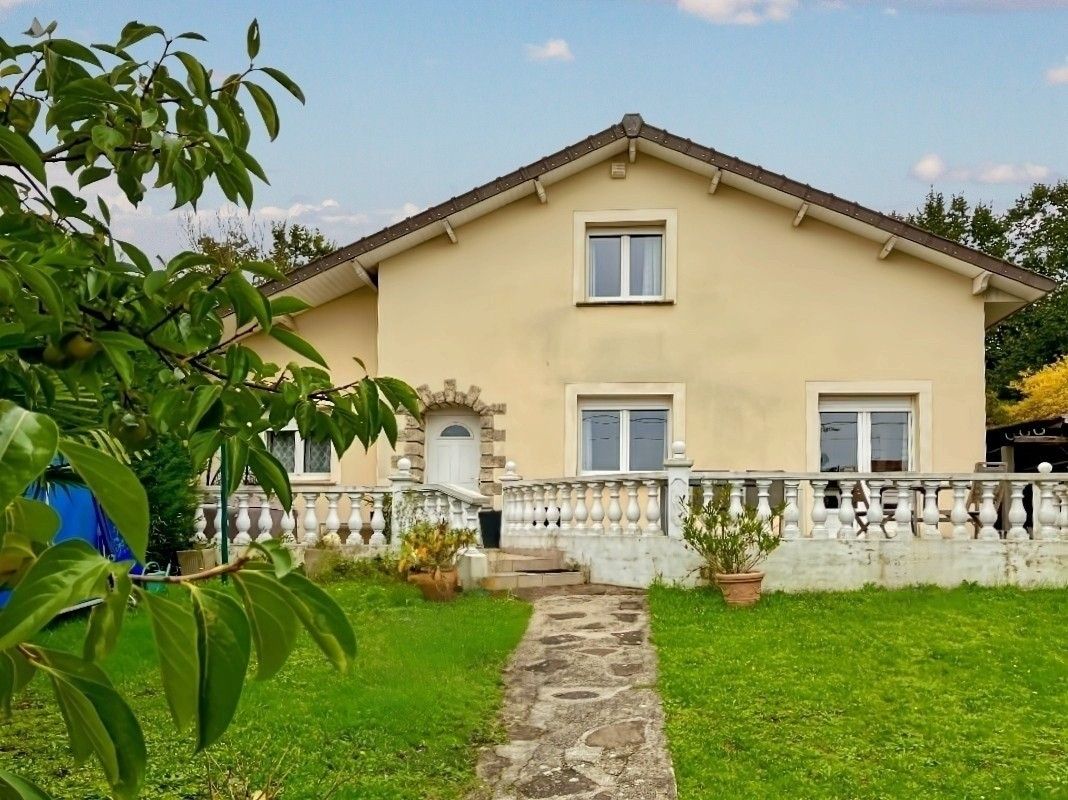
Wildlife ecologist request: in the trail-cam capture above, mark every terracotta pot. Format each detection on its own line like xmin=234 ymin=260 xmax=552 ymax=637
xmin=408 ymin=569 xmax=458 ymax=602
xmin=177 ymin=548 xmax=217 ymax=576
xmin=714 ymin=572 xmax=765 ymax=607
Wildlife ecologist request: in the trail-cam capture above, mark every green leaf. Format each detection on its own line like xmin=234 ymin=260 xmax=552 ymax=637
xmin=269 ymin=295 xmax=311 ymax=316
xmin=0 ymin=127 xmax=45 ymax=183
xmin=0 ymin=649 xmax=35 ymax=720
xmin=260 ymin=67 xmax=305 ymax=104
xmin=46 ymin=39 xmax=103 ymax=67
xmin=176 ymin=31 xmax=208 ymax=41
xmin=267 ymin=326 xmax=328 ymax=368
xmin=136 ymin=589 xmax=198 ymax=732
xmin=223 ymin=273 xmax=271 ymax=331
xmin=243 ymin=81 xmax=278 ymax=140
xmin=279 ymin=571 xmax=356 ymax=672
xmin=90 ymin=125 xmax=124 ymax=158
xmin=233 ymin=567 xmax=299 ymax=679
xmin=190 ymin=586 xmax=251 ymax=750
xmin=12 ymin=263 xmax=63 ymax=317
xmin=83 ymin=570 xmax=132 ymax=662
xmin=0 ymin=540 xmax=110 ymax=652
xmin=3 ymin=497 xmax=60 ymax=544
xmin=185 ymin=385 xmax=223 ymax=433
xmin=246 ymin=19 xmax=261 ymax=59
xmin=246 ymin=539 xmax=294 ymax=578
xmin=0 ymin=770 xmax=52 ymax=799
xmin=246 ymin=444 xmax=292 ymax=510
xmin=37 ymin=648 xmax=146 ymax=800
xmin=0 ymin=400 xmax=59 ymax=510
xmin=57 ymin=439 xmax=149 ymax=563
xmin=376 ymin=377 xmax=422 ymax=421
xmin=174 ymin=51 xmax=209 ymax=100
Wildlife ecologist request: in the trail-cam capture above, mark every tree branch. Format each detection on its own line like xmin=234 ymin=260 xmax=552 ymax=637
xmin=132 ymin=553 xmax=252 ymax=583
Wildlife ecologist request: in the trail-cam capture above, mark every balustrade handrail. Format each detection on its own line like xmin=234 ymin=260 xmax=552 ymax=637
xmin=690 ymin=470 xmax=1066 ymax=483
xmin=506 ymin=471 xmax=666 ymax=487
xmin=414 ymin=482 xmax=491 ymax=506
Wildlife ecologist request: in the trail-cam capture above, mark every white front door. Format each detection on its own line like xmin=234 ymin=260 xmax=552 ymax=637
xmin=425 ymin=412 xmax=480 ymax=491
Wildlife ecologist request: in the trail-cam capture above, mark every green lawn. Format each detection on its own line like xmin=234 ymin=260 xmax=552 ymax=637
xmin=649 ymin=584 xmax=1068 ymax=799
xmin=4 ymin=577 xmax=530 ymax=799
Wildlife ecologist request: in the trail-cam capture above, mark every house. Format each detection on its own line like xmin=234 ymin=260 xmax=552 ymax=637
xmin=210 ymin=114 xmax=1066 ymax=591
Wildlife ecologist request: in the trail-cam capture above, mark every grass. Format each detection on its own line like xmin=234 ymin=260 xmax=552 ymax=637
xmin=4 ymin=576 xmax=530 ymax=799
xmin=649 ymin=583 xmax=1068 ymax=799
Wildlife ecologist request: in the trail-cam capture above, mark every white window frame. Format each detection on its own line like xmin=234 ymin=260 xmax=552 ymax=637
xmin=267 ymin=423 xmax=333 ymax=480
xmin=818 ymin=396 xmax=914 ymax=472
xmin=586 ymin=227 xmax=665 ymax=302
xmin=572 ymin=209 xmax=678 ymax=305
xmin=578 ymin=398 xmax=671 ymax=475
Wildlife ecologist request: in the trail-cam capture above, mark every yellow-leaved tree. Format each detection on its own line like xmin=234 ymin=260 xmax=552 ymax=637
xmin=999 ymin=356 xmax=1068 ymax=423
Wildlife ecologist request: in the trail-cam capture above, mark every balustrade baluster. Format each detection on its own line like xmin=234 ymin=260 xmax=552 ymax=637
xmin=573 ymin=483 xmax=589 ymax=533
xmin=463 ymin=502 xmax=480 ymax=533
xmin=234 ymin=493 xmax=252 ymax=546
xmin=1037 ymin=467 xmax=1059 ymax=540
xmin=369 ymin=492 xmax=387 ymax=546
xmin=950 ymin=480 xmax=970 ymax=540
xmin=893 ymin=480 xmax=913 ymax=538
xmin=279 ymin=500 xmax=296 ymax=545
xmin=755 ymin=479 xmax=772 ymax=521
xmin=810 ymin=480 xmax=829 ymax=538
xmin=782 ymin=480 xmax=800 ymax=539
xmin=921 ymin=480 xmax=942 ymax=540
xmin=1057 ymin=485 xmax=1068 ymax=540
xmin=545 ymin=484 xmax=560 ymax=531
xmin=346 ymin=492 xmax=364 ymax=545
xmin=324 ymin=493 xmax=341 ymax=545
xmin=193 ymin=496 xmax=208 ymax=544
xmin=623 ymin=481 xmax=641 ymax=534
xmin=559 ymin=484 xmax=574 ymax=531
xmin=589 ymin=482 xmax=605 ymax=534
xmin=728 ymin=480 xmax=744 ymax=518
xmin=1006 ymin=481 xmax=1028 ymax=540
xmin=837 ymin=479 xmax=856 ymax=538
xmin=302 ymin=491 xmax=320 ymax=546
xmin=643 ymin=480 xmax=662 ymax=535
xmin=977 ymin=481 xmax=999 ymax=540
xmin=532 ymin=485 xmax=545 ymax=529
xmin=701 ymin=477 xmax=715 ymax=507
xmin=256 ymin=494 xmax=274 ymax=542
xmin=522 ymin=488 xmax=535 ymax=532
xmin=866 ymin=480 xmax=885 ymax=539
xmin=606 ymin=481 xmax=623 ymax=534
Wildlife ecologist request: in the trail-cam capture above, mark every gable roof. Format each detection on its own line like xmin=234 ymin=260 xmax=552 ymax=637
xmin=260 ymin=114 xmax=1056 ymax=323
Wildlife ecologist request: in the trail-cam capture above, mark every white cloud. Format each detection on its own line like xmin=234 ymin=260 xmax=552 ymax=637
xmin=524 ymin=38 xmax=574 ymax=62
xmin=0 ymin=0 xmax=36 ymax=13
xmin=387 ymin=201 xmax=424 ymax=224
xmin=676 ymin=0 xmax=798 ymax=24
xmin=910 ymin=153 xmax=947 ymax=181
xmin=1046 ymin=61 xmax=1068 ymax=85
xmin=910 ymin=153 xmax=1053 ymax=185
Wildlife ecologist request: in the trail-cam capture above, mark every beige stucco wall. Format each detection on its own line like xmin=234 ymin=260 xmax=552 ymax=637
xmin=244 ymin=287 xmax=381 ymax=487
xmin=375 ymin=153 xmax=986 ymax=483
xmin=249 ymin=153 xmax=987 ymax=487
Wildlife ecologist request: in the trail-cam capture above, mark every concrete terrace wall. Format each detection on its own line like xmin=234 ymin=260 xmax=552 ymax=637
xmin=501 ymin=530 xmax=1068 ymax=591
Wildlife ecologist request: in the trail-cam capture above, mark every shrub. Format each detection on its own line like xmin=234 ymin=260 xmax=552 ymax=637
xmin=397 ymin=519 xmax=477 ymax=577
xmin=680 ymin=486 xmax=782 ymax=577
xmin=133 ymin=436 xmax=200 ymax=568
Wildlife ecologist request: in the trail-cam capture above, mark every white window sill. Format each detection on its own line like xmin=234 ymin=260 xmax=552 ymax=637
xmin=577 ymin=298 xmax=674 ymax=307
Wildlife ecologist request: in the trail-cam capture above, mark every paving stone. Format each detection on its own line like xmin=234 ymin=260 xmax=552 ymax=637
xmin=612 ymin=612 xmax=638 ymax=623
xmin=477 ymin=593 xmax=677 ymax=799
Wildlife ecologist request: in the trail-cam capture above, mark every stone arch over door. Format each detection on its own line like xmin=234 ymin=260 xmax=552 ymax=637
xmin=394 ymin=379 xmax=507 ymax=496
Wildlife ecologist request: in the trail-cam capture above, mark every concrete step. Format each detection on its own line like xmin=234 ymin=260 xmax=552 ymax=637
xmin=491 ymin=554 xmax=563 ymax=573
xmin=480 ymin=570 xmax=585 ymax=591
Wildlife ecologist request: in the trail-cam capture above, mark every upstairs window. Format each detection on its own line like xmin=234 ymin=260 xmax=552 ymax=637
xmin=587 ymin=228 xmax=664 ymax=301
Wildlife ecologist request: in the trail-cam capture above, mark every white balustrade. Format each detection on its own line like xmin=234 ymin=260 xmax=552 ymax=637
xmin=256 ymin=494 xmax=273 ymax=543
xmin=921 ymin=481 xmax=942 ymax=540
xmin=837 ymin=479 xmax=856 ymax=539
xmin=589 ymin=482 xmax=605 ymax=533
xmin=866 ymin=479 xmax=885 ymax=539
xmin=810 ymin=480 xmax=829 ymax=539
xmin=234 ymin=493 xmax=252 ymax=546
xmin=625 ymin=481 xmax=641 ymax=534
xmin=643 ymin=479 xmax=662 ymax=535
xmin=345 ymin=491 xmax=364 ymax=545
xmin=1006 ymin=481 xmax=1028 ymax=541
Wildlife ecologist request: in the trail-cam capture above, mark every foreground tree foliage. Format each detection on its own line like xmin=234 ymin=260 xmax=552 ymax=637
xmin=906 ymin=186 xmax=1068 ymax=412
xmin=0 ymin=19 xmax=418 ymax=798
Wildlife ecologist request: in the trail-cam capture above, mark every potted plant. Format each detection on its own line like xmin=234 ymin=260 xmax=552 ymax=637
xmin=177 ymin=536 xmax=218 ymax=576
xmin=680 ymin=486 xmax=782 ymax=606
xmin=397 ymin=519 xmax=478 ymax=602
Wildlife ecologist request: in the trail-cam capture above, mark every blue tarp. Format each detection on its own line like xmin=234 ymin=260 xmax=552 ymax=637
xmin=0 ymin=483 xmax=143 ymax=607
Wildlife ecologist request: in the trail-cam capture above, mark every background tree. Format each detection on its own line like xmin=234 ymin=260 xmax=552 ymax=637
xmin=0 ymin=18 xmax=417 ymax=799
xmin=906 ymin=185 xmax=1068 ymax=415
xmin=995 ymin=356 xmax=1068 ymax=424
xmin=183 ymin=211 xmax=335 ymax=277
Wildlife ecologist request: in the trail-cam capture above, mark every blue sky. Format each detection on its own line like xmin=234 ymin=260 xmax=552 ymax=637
xmin=8 ymin=0 xmax=1068 ymax=256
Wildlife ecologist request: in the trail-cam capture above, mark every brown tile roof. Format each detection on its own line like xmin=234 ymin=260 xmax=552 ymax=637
xmin=262 ymin=114 xmax=1057 ymax=296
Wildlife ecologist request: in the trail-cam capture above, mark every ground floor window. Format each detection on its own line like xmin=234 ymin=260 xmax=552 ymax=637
xmin=819 ymin=397 xmax=912 ymax=472
xmin=268 ymin=427 xmax=332 ymax=477
xmin=580 ymin=400 xmax=669 ymax=473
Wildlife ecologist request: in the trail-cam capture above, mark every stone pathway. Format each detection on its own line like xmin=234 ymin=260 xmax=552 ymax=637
xmin=476 ymin=590 xmax=677 ymax=799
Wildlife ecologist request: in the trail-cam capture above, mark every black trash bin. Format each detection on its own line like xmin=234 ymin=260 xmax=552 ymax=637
xmin=479 ymin=509 xmax=501 ymax=549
